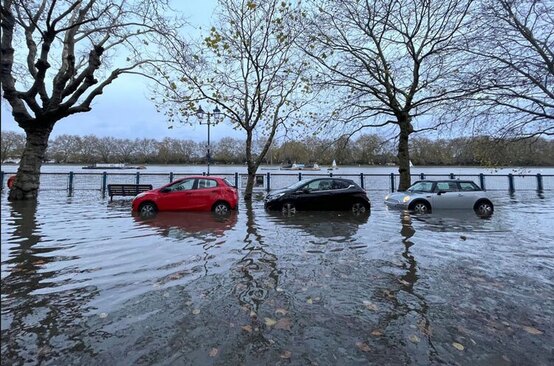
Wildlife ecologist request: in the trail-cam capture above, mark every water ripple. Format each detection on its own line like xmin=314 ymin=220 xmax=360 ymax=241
xmin=1 ymin=191 xmax=553 ymax=365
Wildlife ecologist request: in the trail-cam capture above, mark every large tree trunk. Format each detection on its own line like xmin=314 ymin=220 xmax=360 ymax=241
xmin=397 ymin=114 xmax=413 ymax=191
xmin=8 ymin=124 xmax=54 ymax=201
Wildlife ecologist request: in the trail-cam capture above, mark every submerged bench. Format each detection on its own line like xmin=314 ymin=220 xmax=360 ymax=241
xmin=107 ymin=184 xmax=152 ymax=201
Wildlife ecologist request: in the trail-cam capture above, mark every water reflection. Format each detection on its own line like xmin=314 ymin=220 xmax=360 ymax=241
xmin=410 ymin=210 xmax=494 ymax=233
xmin=265 ymin=210 xmax=369 ymax=240
xmin=234 ymin=202 xmax=279 ymax=313
xmin=372 ymin=211 xmax=438 ymax=363
xmin=1 ymin=201 xmax=98 ymax=364
xmin=132 ymin=211 xmax=238 ymax=240
xmin=0 ymin=192 xmax=552 ymax=365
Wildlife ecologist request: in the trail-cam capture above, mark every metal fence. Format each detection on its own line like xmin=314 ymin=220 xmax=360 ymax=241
xmin=1 ymin=170 xmax=552 ymax=195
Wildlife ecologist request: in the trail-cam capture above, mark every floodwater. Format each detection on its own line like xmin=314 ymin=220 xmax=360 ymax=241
xmin=1 ymin=190 xmax=553 ymax=365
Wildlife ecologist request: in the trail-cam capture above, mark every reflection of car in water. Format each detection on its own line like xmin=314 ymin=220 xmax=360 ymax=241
xmin=133 ymin=211 xmax=238 ymax=239
xmin=265 ymin=210 xmax=369 ymax=239
xmin=384 ymin=180 xmax=494 ymax=217
xmin=404 ymin=209 xmax=495 ymax=233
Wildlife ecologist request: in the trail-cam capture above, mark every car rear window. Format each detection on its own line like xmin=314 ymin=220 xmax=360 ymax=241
xmin=197 ymin=179 xmax=217 ymax=189
xmin=332 ymin=180 xmax=350 ymax=189
xmin=223 ymin=178 xmax=235 ymax=187
xmin=459 ymin=182 xmax=480 ymax=191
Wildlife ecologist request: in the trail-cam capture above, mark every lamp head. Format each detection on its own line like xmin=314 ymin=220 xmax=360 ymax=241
xmin=196 ymin=105 xmax=205 ymax=120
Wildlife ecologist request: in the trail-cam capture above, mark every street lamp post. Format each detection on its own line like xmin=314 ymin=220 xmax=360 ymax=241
xmin=196 ymin=105 xmax=222 ymax=175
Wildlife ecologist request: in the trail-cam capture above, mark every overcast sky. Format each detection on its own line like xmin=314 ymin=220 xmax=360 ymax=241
xmin=0 ymin=0 xmax=243 ymax=142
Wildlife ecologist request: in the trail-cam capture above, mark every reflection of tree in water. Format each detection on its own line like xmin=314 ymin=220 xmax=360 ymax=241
xmin=372 ymin=211 xmax=439 ymax=363
xmin=234 ymin=202 xmax=279 ymax=314
xmin=1 ymin=201 xmax=98 ymax=364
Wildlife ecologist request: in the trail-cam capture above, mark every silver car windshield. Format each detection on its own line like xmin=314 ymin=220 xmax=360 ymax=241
xmin=407 ymin=181 xmax=433 ymax=193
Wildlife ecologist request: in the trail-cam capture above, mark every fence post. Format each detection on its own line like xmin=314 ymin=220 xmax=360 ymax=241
xmin=0 ymin=171 xmax=4 ymax=191
xmin=136 ymin=172 xmax=140 ymax=185
xmin=102 ymin=172 xmax=107 ymax=194
xmin=390 ymin=173 xmax=395 ymax=192
xmin=479 ymin=173 xmax=485 ymax=190
xmin=298 ymin=172 xmax=302 ymax=181
xmin=536 ymin=173 xmax=543 ymax=192
xmin=267 ymin=172 xmax=271 ymax=193
xmin=508 ymin=173 xmax=515 ymax=193
xmin=68 ymin=171 xmax=74 ymax=193
xmin=235 ymin=172 xmax=239 ymax=187
xmin=169 ymin=172 xmax=174 ymax=183
xmin=420 ymin=173 xmax=425 ymax=180
xmin=360 ymin=173 xmax=364 ymax=189
xmin=450 ymin=173 xmax=455 ymax=179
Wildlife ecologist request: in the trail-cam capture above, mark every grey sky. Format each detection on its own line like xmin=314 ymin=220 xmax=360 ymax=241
xmin=0 ymin=0 xmax=242 ymax=142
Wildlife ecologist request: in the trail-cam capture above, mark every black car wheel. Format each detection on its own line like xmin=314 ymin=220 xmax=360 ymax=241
xmin=213 ymin=201 xmax=231 ymax=216
xmin=474 ymin=200 xmax=494 ymax=217
xmin=139 ymin=202 xmax=157 ymax=217
xmin=281 ymin=201 xmax=296 ymax=214
xmin=352 ymin=201 xmax=368 ymax=215
xmin=411 ymin=201 xmax=431 ymax=214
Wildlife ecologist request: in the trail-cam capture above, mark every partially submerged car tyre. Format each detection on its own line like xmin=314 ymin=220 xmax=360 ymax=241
xmin=474 ymin=200 xmax=494 ymax=217
xmin=410 ymin=200 xmax=431 ymax=214
xmin=139 ymin=202 xmax=157 ymax=217
xmin=352 ymin=201 xmax=369 ymax=215
xmin=281 ymin=201 xmax=296 ymax=214
xmin=212 ymin=201 xmax=231 ymax=216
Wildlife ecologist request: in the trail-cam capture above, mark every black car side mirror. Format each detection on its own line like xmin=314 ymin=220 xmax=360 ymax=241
xmin=160 ymin=187 xmax=171 ymax=193
xmin=437 ymin=190 xmax=446 ymax=195
xmin=302 ymin=187 xmax=311 ymax=194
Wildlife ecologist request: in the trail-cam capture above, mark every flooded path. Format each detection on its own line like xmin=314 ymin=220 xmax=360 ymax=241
xmin=1 ymin=191 xmax=553 ymax=365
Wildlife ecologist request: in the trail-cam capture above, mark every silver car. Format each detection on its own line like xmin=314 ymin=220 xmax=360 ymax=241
xmin=384 ymin=180 xmax=494 ymax=216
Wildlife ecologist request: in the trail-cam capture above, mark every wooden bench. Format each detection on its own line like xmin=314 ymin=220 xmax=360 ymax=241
xmin=107 ymin=184 xmax=152 ymax=201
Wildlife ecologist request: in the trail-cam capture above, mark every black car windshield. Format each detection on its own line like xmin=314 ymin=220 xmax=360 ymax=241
xmin=286 ymin=179 xmax=311 ymax=191
xmin=407 ymin=181 xmax=433 ymax=193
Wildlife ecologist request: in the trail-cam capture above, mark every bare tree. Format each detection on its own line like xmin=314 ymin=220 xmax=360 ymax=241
xmin=47 ymin=134 xmax=81 ymax=162
xmin=461 ymin=0 xmax=553 ymax=138
xmin=95 ymin=136 xmax=118 ymax=162
xmin=0 ymin=0 xmax=179 ymax=199
xmin=153 ymin=0 xmax=313 ymax=200
xmin=133 ymin=137 xmax=158 ymax=163
xmin=303 ymin=0 xmax=475 ymax=190
xmin=213 ymin=137 xmax=245 ymax=163
xmin=353 ymin=134 xmax=386 ymax=165
xmin=0 ymin=130 xmax=25 ymax=162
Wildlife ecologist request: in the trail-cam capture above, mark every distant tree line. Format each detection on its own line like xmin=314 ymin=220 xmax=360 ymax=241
xmin=2 ymin=131 xmax=552 ymax=167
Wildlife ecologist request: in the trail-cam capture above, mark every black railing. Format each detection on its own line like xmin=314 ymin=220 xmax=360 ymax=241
xmin=1 ymin=170 xmax=552 ymax=195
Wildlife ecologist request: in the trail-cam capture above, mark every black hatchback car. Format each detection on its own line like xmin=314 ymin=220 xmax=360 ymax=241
xmin=264 ymin=178 xmax=371 ymax=213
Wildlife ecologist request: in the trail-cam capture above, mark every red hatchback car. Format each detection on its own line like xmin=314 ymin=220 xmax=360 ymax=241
xmin=132 ymin=176 xmax=239 ymax=216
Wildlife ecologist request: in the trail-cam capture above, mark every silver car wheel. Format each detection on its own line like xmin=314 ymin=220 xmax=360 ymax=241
xmin=140 ymin=203 xmax=156 ymax=217
xmin=476 ymin=202 xmax=493 ymax=216
xmin=214 ymin=202 xmax=230 ymax=215
xmin=413 ymin=202 xmax=430 ymax=214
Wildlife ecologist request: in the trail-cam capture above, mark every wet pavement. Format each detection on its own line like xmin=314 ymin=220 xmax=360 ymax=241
xmin=1 ymin=190 xmax=553 ymax=365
